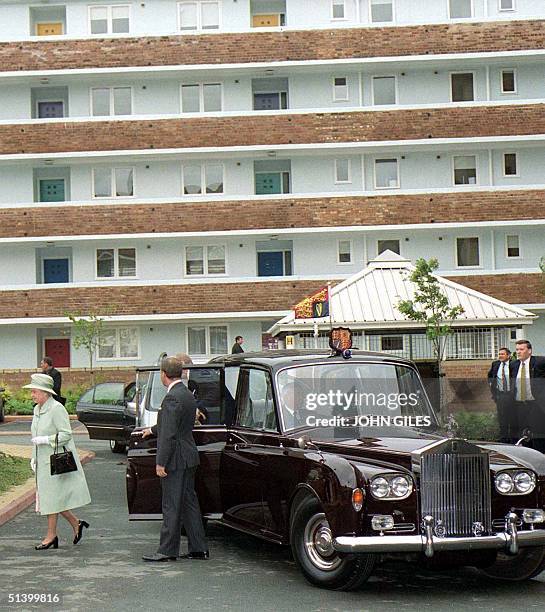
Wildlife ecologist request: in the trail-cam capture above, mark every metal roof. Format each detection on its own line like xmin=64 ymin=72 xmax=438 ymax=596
xmin=270 ymin=251 xmax=536 ymax=335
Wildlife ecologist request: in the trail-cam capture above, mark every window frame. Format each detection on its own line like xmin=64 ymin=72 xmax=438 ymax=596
xmin=374 ymin=157 xmax=400 ymax=190
xmin=455 ymin=236 xmax=481 ymax=269
xmin=371 ymin=74 xmax=397 ymax=105
xmin=332 ymin=76 xmax=349 ymax=102
xmin=450 ymin=70 xmax=476 ymax=102
xmin=88 ymin=4 xmax=131 ymax=35
xmin=498 ymin=0 xmax=515 ymax=11
xmin=377 ymin=238 xmax=401 ymax=256
xmin=505 ymin=234 xmax=522 ymax=260
xmin=331 ymin=0 xmax=347 ymax=20
xmin=95 ymin=246 xmax=137 ymax=280
xmin=96 ymin=327 xmax=140 ymax=361
xmin=181 ymin=162 xmax=225 ymax=196
xmin=180 ymin=82 xmax=223 ymax=113
xmin=186 ymin=324 xmax=229 ymax=356
xmin=448 ymin=0 xmax=473 ymax=20
xmin=502 ymin=152 xmax=519 ymax=178
xmin=90 ymin=86 xmax=133 ymax=117
xmin=369 ymin=0 xmax=395 ymax=24
xmin=337 ymin=239 xmax=353 ymax=264
xmin=92 ymin=166 xmax=135 ymax=199
xmin=452 ymin=154 xmax=478 ymax=186
xmin=184 ymin=244 xmax=227 ymax=277
xmin=334 ymin=158 xmax=352 ymax=184
xmin=177 ymin=1 xmax=221 ymax=32
xmin=500 ymin=69 xmax=517 ymax=95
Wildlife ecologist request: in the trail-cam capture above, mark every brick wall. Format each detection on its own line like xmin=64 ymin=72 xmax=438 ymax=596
xmin=3 ymin=105 xmax=545 ymax=155
xmin=0 ymin=274 xmax=541 ymax=320
xmin=1 ymin=190 xmax=544 ymax=238
xmin=0 ymin=367 xmax=135 ymax=391
xmin=1 ymin=20 xmax=544 ymax=72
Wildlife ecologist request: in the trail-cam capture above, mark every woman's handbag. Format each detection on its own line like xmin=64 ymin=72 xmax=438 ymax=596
xmin=50 ymin=434 xmax=78 ymax=476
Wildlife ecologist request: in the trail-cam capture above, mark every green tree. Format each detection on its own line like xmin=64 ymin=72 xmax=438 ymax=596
xmin=397 ymin=258 xmax=464 ymax=419
xmin=67 ymin=312 xmax=107 ymax=375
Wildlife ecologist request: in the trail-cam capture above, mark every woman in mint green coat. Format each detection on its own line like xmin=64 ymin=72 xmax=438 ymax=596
xmin=25 ymin=373 xmax=91 ymax=550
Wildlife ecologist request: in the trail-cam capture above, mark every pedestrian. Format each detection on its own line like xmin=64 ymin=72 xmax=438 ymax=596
xmin=231 ymin=335 xmax=244 ymax=354
xmin=141 ymin=356 xmax=208 ymax=561
xmin=510 ymin=340 xmax=545 ymax=452
xmin=24 ymin=373 xmax=91 ymax=550
xmin=40 ymin=356 xmax=66 ymax=406
xmin=488 ymin=348 xmax=515 ymax=443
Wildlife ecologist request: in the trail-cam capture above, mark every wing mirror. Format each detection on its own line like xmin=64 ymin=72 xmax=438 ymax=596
xmin=297 ymin=435 xmax=319 ymax=451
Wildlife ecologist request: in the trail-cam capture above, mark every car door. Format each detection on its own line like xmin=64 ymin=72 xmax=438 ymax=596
xmin=77 ymin=382 xmax=127 ymax=441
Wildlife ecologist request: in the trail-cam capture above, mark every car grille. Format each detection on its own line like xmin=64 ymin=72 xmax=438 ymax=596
xmin=420 ymin=451 xmax=492 ymax=537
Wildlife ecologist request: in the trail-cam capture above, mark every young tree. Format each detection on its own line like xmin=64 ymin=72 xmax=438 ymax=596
xmin=397 ymin=258 xmax=464 ymax=419
xmin=67 ymin=312 xmax=107 ymax=376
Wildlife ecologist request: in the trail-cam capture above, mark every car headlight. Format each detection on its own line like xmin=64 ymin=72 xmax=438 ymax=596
xmin=370 ymin=474 xmax=413 ymax=500
xmin=495 ymin=470 xmax=536 ymax=495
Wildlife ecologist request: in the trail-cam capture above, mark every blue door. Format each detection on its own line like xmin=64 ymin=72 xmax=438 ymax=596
xmin=38 ymin=101 xmax=64 ymax=118
xmin=39 ymin=179 xmax=65 ymax=202
xmin=258 ymin=252 xmax=283 ymax=276
xmin=255 ymin=173 xmax=282 ymax=195
xmin=44 ymin=259 xmax=69 ymax=283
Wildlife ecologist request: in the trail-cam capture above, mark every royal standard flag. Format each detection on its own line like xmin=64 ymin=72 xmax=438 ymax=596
xmin=293 ymin=286 xmax=330 ymax=319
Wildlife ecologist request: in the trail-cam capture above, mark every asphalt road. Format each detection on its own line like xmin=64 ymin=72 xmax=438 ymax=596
xmin=1 ymin=424 xmax=545 ymax=612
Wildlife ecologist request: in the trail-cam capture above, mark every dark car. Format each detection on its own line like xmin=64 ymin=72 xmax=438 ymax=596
xmin=126 ymin=350 xmax=545 ymax=590
xmin=77 ymin=381 xmax=136 ymax=453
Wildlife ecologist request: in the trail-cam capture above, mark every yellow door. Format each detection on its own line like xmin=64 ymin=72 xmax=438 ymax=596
xmin=36 ymin=22 xmax=63 ymax=36
xmin=252 ymin=14 xmax=280 ymax=27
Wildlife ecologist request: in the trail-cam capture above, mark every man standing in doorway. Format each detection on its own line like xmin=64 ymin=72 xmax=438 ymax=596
xmin=231 ymin=335 xmax=244 ymax=354
xmin=487 ymin=348 xmax=515 ymax=443
xmin=40 ymin=356 xmax=66 ymax=406
xmin=141 ymin=356 xmax=208 ymax=561
xmin=510 ymin=340 xmax=545 ymax=452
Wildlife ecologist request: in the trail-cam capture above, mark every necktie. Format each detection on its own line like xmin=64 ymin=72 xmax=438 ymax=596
xmin=520 ymin=362 xmax=527 ymax=401
xmin=501 ymin=364 xmax=507 ymax=392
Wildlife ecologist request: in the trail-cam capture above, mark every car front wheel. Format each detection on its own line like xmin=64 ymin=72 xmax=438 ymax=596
xmin=109 ymin=440 xmax=126 ymax=454
xmin=480 ymin=546 xmax=545 ymax=581
xmin=290 ymin=496 xmax=375 ymax=590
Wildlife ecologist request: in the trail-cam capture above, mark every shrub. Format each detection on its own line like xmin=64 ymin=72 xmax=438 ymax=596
xmin=447 ymin=410 xmax=500 ymax=441
xmin=0 ymin=383 xmax=88 ymax=416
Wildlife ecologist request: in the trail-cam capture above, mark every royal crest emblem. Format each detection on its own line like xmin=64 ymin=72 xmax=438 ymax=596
xmin=328 ymin=327 xmax=352 ymax=352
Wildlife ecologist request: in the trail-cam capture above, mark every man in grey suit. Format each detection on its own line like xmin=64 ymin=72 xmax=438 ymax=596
xmin=142 ymin=356 xmax=208 ymax=561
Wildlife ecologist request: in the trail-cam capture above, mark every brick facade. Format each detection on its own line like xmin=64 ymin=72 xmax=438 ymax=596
xmin=1 ymin=20 xmax=544 ymax=73
xmin=3 ymin=104 xmax=545 ymax=155
xmin=0 ymin=367 xmax=135 ymax=391
xmin=0 ymin=274 xmax=541 ymax=319
xmin=2 ymin=190 xmax=544 ymax=238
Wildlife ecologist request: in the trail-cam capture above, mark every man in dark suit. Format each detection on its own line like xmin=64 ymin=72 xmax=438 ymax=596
xmin=231 ymin=335 xmax=244 ymax=354
xmin=142 ymin=356 xmax=208 ymax=561
xmin=40 ymin=356 xmax=66 ymax=406
xmin=510 ymin=339 xmax=545 ymax=453
xmin=487 ymin=347 xmax=515 ymax=443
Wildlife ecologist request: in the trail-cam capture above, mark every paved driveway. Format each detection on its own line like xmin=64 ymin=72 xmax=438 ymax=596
xmin=0 ymin=429 xmax=544 ymax=611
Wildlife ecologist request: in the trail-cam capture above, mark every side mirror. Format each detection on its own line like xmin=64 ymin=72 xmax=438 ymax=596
xmin=297 ymin=435 xmax=319 ymax=451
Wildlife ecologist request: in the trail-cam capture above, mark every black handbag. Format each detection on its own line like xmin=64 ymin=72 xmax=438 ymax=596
xmin=50 ymin=434 xmax=78 ymax=476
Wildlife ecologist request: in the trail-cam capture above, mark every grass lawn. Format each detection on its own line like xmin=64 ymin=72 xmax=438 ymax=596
xmin=0 ymin=452 xmax=33 ymax=495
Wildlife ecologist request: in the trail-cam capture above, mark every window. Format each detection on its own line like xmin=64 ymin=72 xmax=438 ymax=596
xmin=334 ymin=159 xmax=351 ymax=183
xmin=456 ymin=237 xmax=480 ymax=267
xmin=98 ymin=327 xmax=139 ymax=359
xmin=374 ymin=158 xmax=399 ymax=189
xmin=91 ymin=87 xmax=132 ymax=116
xmin=338 ymin=240 xmax=352 ymax=263
xmin=453 ymin=155 xmax=477 ymax=185
xmin=506 ymin=235 xmax=520 ymax=258
xmin=499 ymin=0 xmax=515 ymax=10
xmin=451 ymin=73 xmax=474 ymax=102
xmin=381 ymin=336 xmax=403 ymax=351
xmin=377 ymin=239 xmax=400 ymax=255
xmin=372 ymin=76 xmax=396 ymax=105
xmin=185 ymin=245 xmax=226 ymax=275
xmin=370 ymin=0 xmax=393 ymax=23
xmin=93 ymin=167 xmax=134 ymax=198
xmin=96 ymin=247 xmax=136 ymax=278
xmin=503 ymin=153 xmax=518 ymax=177
xmin=501 ymin=70 xmax=517 ymax=94
xmin=178 ymin=1 xmax=220 ymax=31
xmin=182 ymin=164 xmax=224 ymax=195
xmin=89 ymin=5 xmax=130 ymax=34
xmin=188 ymin=325 xmax=228 ymax=355
xmin=181 ymin=83 xmax=222 ymax=112
xmin=333 ymin=77 xmax=348 ymax=101
xmin=332 ymin=0 xmax=345 ymax=19
xmin=238 ymin=369 xmax=276 ymax=431
xmin=449 ymin=0 xmax=472 ymax=19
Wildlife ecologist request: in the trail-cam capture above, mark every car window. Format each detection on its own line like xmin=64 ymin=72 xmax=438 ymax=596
xmin=125 ymin=382 xmax=136 ymax=402
xmin=93 ymin=382 xmax=124 ymax=405
xmin=79 ymin=388 xmax=94 ymax=403
xmin=238 ymin=369 xmax=277 ymax=431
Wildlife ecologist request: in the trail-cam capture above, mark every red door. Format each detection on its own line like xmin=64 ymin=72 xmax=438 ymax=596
xmin=44 ymin=339 xmax=70 ymax=368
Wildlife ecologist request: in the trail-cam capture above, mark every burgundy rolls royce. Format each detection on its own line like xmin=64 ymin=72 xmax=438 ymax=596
xmin=126 ymin=349 xmax=545 ymax=590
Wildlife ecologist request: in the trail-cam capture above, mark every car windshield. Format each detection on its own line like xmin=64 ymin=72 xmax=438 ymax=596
xmin=276 ymin=361 xmax=440 ymax=440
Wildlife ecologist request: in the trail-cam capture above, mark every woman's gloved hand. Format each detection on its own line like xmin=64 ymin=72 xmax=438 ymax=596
xmin=31 ymin=436 xmax=50 ymax=446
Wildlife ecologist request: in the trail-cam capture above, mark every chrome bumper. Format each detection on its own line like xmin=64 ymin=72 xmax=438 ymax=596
xmin=334 ymin=514 xmax=545 ymax=557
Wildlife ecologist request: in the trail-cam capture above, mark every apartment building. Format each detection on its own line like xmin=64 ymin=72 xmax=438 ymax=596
xmin=0 ymin=0 xmax=544 ymax=369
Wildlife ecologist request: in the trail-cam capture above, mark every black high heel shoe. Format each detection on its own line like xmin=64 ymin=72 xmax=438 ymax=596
xmin=35 ymin=536 xmax=58 ymax=550
xmin=73 ymin=520 xmax=89 ymax=545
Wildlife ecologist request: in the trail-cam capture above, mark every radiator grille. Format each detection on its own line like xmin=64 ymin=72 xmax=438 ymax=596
xmin=420 ymin=452 xmax=492 ymax=537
